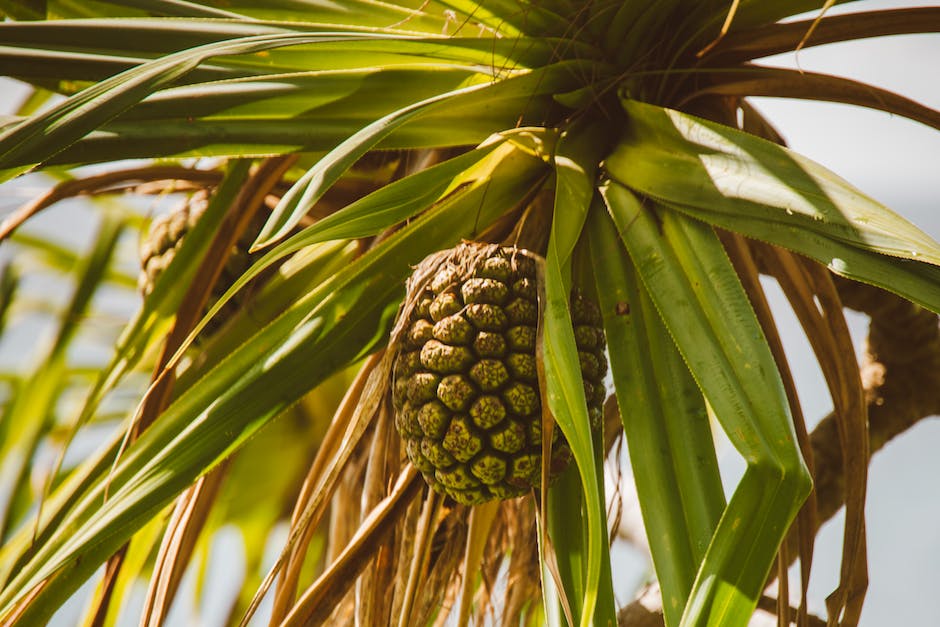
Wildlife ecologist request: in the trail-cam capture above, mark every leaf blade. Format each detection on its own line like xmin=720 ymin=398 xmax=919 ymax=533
xmin=608 ymin=98 xmax=940 ymax=265
xmin=0 ymin=142 xmax=549 ymax=623
xmin=542 ymin=121 xmax=615 ymax=627
xmin=258 ymin=60 xmax=588 ymax=246
xmin=602 ymin=181 xmax=812 ymax=626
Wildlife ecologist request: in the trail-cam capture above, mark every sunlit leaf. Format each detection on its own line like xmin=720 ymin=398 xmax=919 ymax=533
xmin=0 ymin=214 xmax=123 ymax=542
xmin=541 ymin=120 xmax=615 ymax=627
xmin=259 ymin=60 xmax=590 ymax=245
xmin=0 ymin=141 xmax=548 ymax=623
xmin=603 ymin=181 xmax=812 ymax=626
xmin=587 ymin=205 xmax=725 ymax=627
xmin=0 ymin=31 xmax=509 ymax=180
xmin=607 ymin=98 xmax=940 ymax=311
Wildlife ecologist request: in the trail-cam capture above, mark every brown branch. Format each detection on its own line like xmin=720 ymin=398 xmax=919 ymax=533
xmin=0 ymin=166 xmax=223 ymax=242
xmin=617 ymin=278 xmax=940 ymax=626
xmin=682 ymin=65 xmax=940 ymax=133
xmin=704 ymin=8 xmax=940 ymax=63
xmin=618 ymin=584 xmax=829 ymax=627
xmin=281 ymin=465 xmax=423 ymax=627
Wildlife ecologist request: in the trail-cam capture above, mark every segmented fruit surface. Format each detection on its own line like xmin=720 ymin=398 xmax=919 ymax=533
xmin=392 ymin=242 xmax=607 ymax=505
xmin=138 ymin=193 xmax=207 ymax=298
xmin=138 ymin=193 xmax=261 ymax=337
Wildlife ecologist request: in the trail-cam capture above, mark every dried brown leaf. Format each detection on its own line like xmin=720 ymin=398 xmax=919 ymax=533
xmin=502 ymin=499 xmax=542 ymax=625
xmin=685 ymin=65 xmax=940 ymax=132
xmin=457 ymin=501 xmax=499 ymax=627
xmin=389 ymin=492 xmax=423 ymax=625
xmin=0 ymin=166 xmax=222 ymax=242
xmin=761 ymin=247 xmax=868 ymax=627
xmin=355 ymin=404 xmax=398 ymax=626
xmin=397 ymin=491 xmax=441 ymax=627
xmin=140 ymin=464 xmax=230 ymax=627
xmin=263 ymin=351 xmax=385 ymax=625
xmin=281 ymin=465 xmax=422 ymax=627
xmin=705 ymin=7 xmax=940 ymax=63
xmin=417 ymin=507 xmax=467 ymax=625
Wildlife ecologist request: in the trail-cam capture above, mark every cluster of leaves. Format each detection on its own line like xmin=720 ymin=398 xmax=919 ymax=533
xmin=0 ymin=1 xmax=938 ymax=626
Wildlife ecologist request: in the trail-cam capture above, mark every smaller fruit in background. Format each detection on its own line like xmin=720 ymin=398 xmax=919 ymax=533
xmin=138 ymin=192 xmax=264 ymax=338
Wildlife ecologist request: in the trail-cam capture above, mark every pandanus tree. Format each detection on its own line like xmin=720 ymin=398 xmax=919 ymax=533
xmin=0 ymin=1 xmax=938 ymax=625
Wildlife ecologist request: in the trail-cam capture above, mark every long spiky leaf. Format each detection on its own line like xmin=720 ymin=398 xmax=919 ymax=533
xmin=0 ymin=31 xmax=446 ymax=180
xmin=602 ymin=181 xmax=812 ymax=625
xmin=542 ymin=120 xmax=616 ymax=627
xmin=706 ymin=7 xmax=940 ymax=62
xmin=607 ymin=99 xmax=940 ymax=312
xmin=684 ymin=65 xmax=940 ymax=133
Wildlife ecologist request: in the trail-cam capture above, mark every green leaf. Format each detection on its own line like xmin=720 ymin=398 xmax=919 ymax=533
xmin=258 ymin=79 xmax=491 ymax=246
xmin=586 ymin=205 xmax=725 ymax=627
xmin=0 ymin=140 xmax=548 ymax=623
xmin=607 ymin=98 xmax=940 ymax=311
xmin=434 ymin=0 xmax=569 ymax=37
xmin=0 ymin=213 xmax=123 ymax=541
xmin=179 ymin=134 xmax=516 ymax=359
xmin=542 ymin=121 xmax=615 ymax=627
xmin=10 ymin=230 xmax=136 ymax=288
xmin=258 ymin=60 xmax=589 ymax=245
xmin=602 ymin=181 xmax=812 ymax=627
xmin=188 ymin=0 xmax=449 ymax=31
xmin=0 ymin=57 xmax=592 ymax=169
xmin=95 ymin=513 xmax=166 ymax=627
xmin=0 ymin=31 xmax=490 ymax=180
xmin=610 ymin=99 xmax=940 ymax=264
xmin=0 ymin=242 xmax=355 ymax=593
xmin=0 ymin=161 xmax=251 ymax=588
xmin=91 ymin=0 xmax=249 ymax=18
xmin=122 ymin=67 xmax=492 ymax=122
xmin=608 ymin=0 xmax=682 ymax=67
xmin=0 ymin=264 xmax=19 ymax=335
xmin=545 ymin=464 xmax=585 ymax=626
xmin=675 ymin=203 xmax=940 ymax=313
xmin=0 ymin=0 xmax=44 ymax=20
xmin=0 ymin=18 xmax=577 ymax=84
xmin=73 ymin=160 xmax=249 ymax=433
xmin=281 ymin=140 xmax=503 ymax=243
